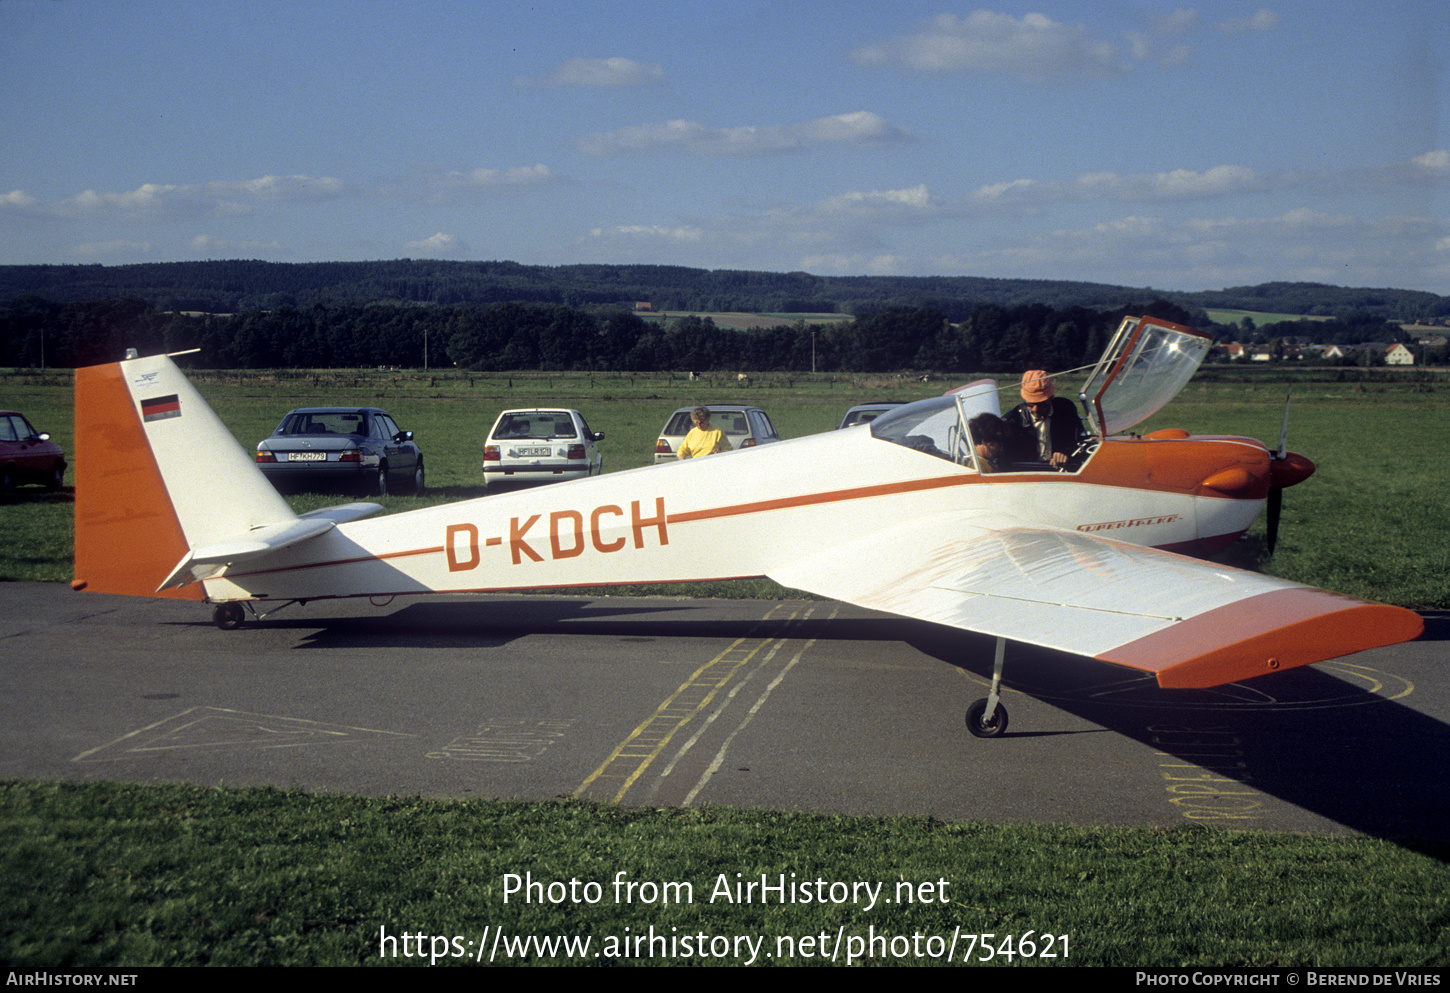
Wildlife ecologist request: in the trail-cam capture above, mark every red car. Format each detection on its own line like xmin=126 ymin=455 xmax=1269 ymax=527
xmin=0 ymin=411 xmax=66 ymax=498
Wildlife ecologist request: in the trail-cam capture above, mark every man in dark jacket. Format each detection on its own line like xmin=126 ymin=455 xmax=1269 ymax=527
xmin=1003 ymin=370 xmax=1087 ymax=467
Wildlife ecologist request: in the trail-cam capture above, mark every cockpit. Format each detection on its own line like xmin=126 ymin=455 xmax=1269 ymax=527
xmin=869 ymin=388 xmax=1094 ymax=474
xmin=869 ymin=316 xmax=1215 ymax=475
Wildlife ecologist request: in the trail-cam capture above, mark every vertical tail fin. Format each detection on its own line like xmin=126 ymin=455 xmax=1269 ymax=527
xmin=73 ymin=355 xmax=296 ymax=599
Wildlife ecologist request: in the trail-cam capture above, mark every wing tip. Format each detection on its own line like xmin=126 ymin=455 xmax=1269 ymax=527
xmin=1097 ymin=589 xmax=1423 ymax=689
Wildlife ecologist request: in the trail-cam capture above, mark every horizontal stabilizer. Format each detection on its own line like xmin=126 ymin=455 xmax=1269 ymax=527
xmin=159 ymin=518 xmax=336 ymax=591
xmin=158 ymin=502 xmax=385 ymax=590
xmin=298 ymin=502 xmax=384 ymax=526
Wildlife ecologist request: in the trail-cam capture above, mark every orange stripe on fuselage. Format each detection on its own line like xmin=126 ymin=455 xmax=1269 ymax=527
xmin=72 ymin=363 xmax=202 ymax=600
xmin=224 ymin=435 xmax=1269 ymax=585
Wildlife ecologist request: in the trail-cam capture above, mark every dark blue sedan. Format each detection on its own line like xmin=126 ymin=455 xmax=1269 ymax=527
xmin=256 ymin=407 xmax=424 ymax=496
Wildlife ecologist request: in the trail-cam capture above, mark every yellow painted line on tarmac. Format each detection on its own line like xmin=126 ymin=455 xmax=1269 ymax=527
xmin=575 ymin=604 xmax=793 ymax=803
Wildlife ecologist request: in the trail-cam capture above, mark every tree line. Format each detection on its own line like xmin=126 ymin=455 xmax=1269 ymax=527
xmin=2 ymin=295 xmax=1209 ymax=374
xmin=3 ymin=260 xmax=1445 ymax=323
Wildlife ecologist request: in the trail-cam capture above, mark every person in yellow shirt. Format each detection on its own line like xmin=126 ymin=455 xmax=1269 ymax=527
xmin=677 ymin=407 xmax=732 ymax=459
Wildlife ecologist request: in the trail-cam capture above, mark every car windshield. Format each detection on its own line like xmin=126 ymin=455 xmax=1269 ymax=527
xmin=841 ymin=410 xmax=877 ymax=428
xmin=494 ymin=413 xmax=578 ymax=439
xmin=278 ymin=411 xmax=367 ymax=436
xmin=869 ymin=382 xmax=1007 ymax=470
xmin=667 ymin=410 xmax=749 ymax=435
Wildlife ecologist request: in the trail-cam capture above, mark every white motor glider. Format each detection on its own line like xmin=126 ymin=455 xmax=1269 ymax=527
xmin=72 ymin=316 xmax=1423 ymax=737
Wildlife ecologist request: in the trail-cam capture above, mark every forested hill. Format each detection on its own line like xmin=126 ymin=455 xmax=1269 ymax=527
xmin=1 ymin=260 xmax=1444 ymax=322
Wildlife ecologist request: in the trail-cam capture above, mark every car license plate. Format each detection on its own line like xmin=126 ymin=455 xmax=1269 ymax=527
xmin=518 ymin=447 xmax=551 ymax=457
xmin=289 ymin=452 xmax=327 ymax=461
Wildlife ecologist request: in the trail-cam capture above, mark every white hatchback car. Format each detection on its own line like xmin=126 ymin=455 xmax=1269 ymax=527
xmin=482 ymin=408 xmax=604 ymax=490
xmin=653 ymin=405 xmax=780 ymax=464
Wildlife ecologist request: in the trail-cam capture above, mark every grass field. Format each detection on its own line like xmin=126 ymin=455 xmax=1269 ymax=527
xmin=3 ymin=781 xmax=1447 ymax=967
xmin=3 ymin=364 xmax=1447 ymax=608
xmin=1205 ymin=309 xmax=1334 ymax=328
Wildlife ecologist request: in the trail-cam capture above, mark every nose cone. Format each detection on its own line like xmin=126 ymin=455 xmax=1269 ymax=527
xmin=1270 ymin=451 xmax=1316 ymax=490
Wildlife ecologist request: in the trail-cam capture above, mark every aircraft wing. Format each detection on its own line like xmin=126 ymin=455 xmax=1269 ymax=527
xmin=768 ymin=514 xmax=1422 ymax=689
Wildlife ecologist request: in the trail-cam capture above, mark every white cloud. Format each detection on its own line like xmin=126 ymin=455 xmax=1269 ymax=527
xmin=1152 ymin=9 xmax=1199 ymax=35
xmin=578 ymin=111 xmax=912 ymax=156
xmin=188 ymin=234 xmax=284 ymax=254
xmin=950 ymin=204 xmax=1447 ymax=291
xmin=968 ymin=165 xmax=1263 ymax=208
xmin=73 ymin=239 xmax=151 ymax=258
xmin=448 ymin=164 xmax=558 ymax=187
xmin=1412 ymin=150 xmax=1449 ymax=173
xmin=970 ymin=178 xmax=1039 ymax=203
xmin=61 ymin=174 xmax=345 ymax=217
xmin=589 ymin=224 xmax=703 ymax=243
xmin=221 ymin=175 xmax=345 ymax=200
xmin=577 ymin=184 xmax=942 ymax=270
xmin=852 ymin=11 xmax=1122 ymax=82
xmin=1146 ymin=165 xmax=1262 ymax=197
xmin=404 ymin=232 xmax=464 ymax=255
xmin=72 ymin=183 xmax=182 ymax=212
xmin=1220 ymin=9 xmax=1280 ymax=32
xmin=533 ymin=56 xmax=665 ymax=87
xmin=1 ymin=190 xmax=38 ymax=209
xmin=817 ymin=184 xmax=936 ymax=217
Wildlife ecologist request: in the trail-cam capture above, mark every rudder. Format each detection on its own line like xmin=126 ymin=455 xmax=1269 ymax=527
xmin=72 ymin=355 xmax=297 ymax=599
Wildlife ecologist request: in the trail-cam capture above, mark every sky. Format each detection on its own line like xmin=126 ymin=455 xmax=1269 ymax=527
xmin=2 ymin=1 xmax=1447 ymax=294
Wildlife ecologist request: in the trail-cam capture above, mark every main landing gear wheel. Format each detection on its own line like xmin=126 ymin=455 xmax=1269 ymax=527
xmin=213 ymin=603 xmax=246 ymax=630
xmin=964 ymin=636 xmax=1010 ymax=738
xmin=965 ymin=698 xmax=1008 ymax=738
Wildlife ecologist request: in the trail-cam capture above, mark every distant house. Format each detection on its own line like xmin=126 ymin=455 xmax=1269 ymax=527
xmin=1386 ymin=343 xmax=1415 ymax=365
xmin=634 ymin=301 xmax=654 ymax=311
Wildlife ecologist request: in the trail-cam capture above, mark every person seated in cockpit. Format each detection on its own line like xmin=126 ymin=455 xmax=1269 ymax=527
xmin=1004 ymin=370 xmax=1087 ymax=467
xmin=967 ymin=413 xmax=1009 ymax=473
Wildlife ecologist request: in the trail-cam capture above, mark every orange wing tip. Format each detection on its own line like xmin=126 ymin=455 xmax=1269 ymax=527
xmin=71 ymin=579 xmax=88 ymax=591
xmin=1096 ymin=588 xmax=1424 ymax=689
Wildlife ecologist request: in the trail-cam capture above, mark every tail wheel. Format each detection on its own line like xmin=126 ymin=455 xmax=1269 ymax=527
xmin=213 ymin=603 xmax=246 ymax=630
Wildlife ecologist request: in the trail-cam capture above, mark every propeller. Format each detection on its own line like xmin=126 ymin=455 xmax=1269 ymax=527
xmin=1265 ymin=388 xmax=1316 ymax=554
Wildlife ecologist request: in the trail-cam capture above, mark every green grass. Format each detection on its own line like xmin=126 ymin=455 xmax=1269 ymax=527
xmin=2 ymin=781 xmax=1446 ymax=967
xmin=4 ymin=365 xmax=1447 ymax=607
xmin=1205 ymin=309 xmax=1334 ymax=327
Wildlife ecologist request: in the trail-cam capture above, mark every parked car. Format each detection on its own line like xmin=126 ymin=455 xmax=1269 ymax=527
xmin=0 ymin=410 xmax=66 ymax=498
xmin=256 ymin=407 xmax=423 ymax=496
xmin=482 ymin=408 xmax=604 ymax=490
xmin=653 ymin=405 xmax=780 ymax=463
xmin=838 ymin=401 xmax=907 ymax=429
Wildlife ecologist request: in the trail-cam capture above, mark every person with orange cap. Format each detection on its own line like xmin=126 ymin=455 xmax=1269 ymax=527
xmin=1004 ymin=370 xmax=1087 ymax=467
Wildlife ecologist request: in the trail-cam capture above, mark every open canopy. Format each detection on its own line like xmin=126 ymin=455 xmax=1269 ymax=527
xmin=1079 ymin=316 xmax=1215 ymax=437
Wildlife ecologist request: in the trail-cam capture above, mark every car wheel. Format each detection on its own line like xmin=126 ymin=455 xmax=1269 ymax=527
xmin=410 ymin=460 xmax=425 ymax=495
xmin=1 ymin=468 xmax=13 ymax=501
xmin=46 ymin=463 xmax=64 ymax=491
xmin=366 ymin=463 xmax=388 ymax=497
